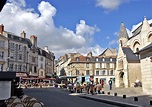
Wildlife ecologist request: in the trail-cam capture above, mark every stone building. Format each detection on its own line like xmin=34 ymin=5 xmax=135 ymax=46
xmin=68 ymin=53 xmax=94 ymax=76
xmin=0 ymin=24 xmax=55 ymax=79
xmin=56 ymin=48 xmax=117 ymax=84
xmin=93 ymin=48 xmax=117 ymax=84
xmin=115 ymin=17 xmax=152 ymax=91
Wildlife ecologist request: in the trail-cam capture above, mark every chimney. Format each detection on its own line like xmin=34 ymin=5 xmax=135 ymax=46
xmin=30 ymin=35 xmax=37 ymax=47
xmin=44 ymin=46 xmax=48 ymax=51
xmin=0 ymin=24 xmax=4 ymax=34
xmin=112 ymin=48 xmax=117 ymax=55
xmin=21 ymin=31 xmax=26 ymax=38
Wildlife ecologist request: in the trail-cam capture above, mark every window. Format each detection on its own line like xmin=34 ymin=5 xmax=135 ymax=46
xmin=10 ymin=52 xmax=14 ymax=59
xmin=102 ymin=63 xmax=106 ymax=68
xmin=41 ymin=57 xmax=43 ymax=61
xmin=76 ymin=57 xmax=79 ymax=61
xmin=0 ymin=41 xmax=4 ymax=48
xmin=10 ymin=64 xmax=14 ymax=71
xmin=23 ymin=65 xmax=26 ymax=71
xmin=95 ymin=63 xmax=100 ymax=68
xmin=110 ymin=63 xmax=114 ymax=68
xmin=34 ymin=66 xmax=37 ymax=73
xmin=96 ymin=58 xmax=99 ymax=61
xmin=86 ymin=70 xmax=90 ymax=75
xmin=14 ymin=64 xmax=17 ymax=71
xmin=18 ymin=65 xmax=22 ymax=71
xmin=102 ymin=58 xmax=105 ymax=61
xmin=101 ymin=70 xmax=106 ymax=75
xmin=110 ymin=70 xmax=114 ymax=75
xmin=32 ymin=57 xmax=36 ymax=62
xmin=96 ymin=71 xmax=99 ymax=75
xmin=86 ymin=57 xmax=90 ymax=61
xmin=86 ymin=63 xmax=89 ymax=68
xmin=0 ymin=64 xmax=3 ymax=71
xmin=41 ymin=71 xmax=43 ymax=76
xmin=19 ymin=45 xmax=22 ymax=50
xmin=110 ymin=58 xmax=112 ymax=62
xmin=76 ymin=70 xmax=79 ymax=75
xmin=19 ymin=53 xmax=22 ymax=60
xmin=0 ymin=51 xmax=4 ymax=59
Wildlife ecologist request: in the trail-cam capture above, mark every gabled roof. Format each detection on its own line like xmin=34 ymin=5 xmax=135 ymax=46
xmin=122 ymin=47 xmax=140 ymax=63
xmin=99 ymin=48 xmax=114 ymax=56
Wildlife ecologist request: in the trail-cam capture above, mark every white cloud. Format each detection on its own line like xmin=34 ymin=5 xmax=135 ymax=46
xmin=113 ymin=32 xmax=119 ymax=36
xmin=108 ymin=40 xmax=118 ymax=46
xmin=106 ymin=36 xmax=110 ymax=39
xmin=8 ymin=0 xmax=26 ymax=7
xmin=0 ymin=0 xmax=102 ymax=59
xmin=96 ymin=0 xmax=127 ymax=11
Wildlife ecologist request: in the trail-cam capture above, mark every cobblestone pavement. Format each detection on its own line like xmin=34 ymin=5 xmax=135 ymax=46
xmin=77 ymin=85 xmax=152 ymax=107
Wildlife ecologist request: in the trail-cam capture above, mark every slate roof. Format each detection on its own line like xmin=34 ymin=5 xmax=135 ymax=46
xmin=135 ymin=43 xmax=152 ymax=54
xmin=6 ymin=31 xmax=32 ymax=48
xmin=118 ymin=22 xmax=129 ymax=40
xmin=37 ymin=47 xmax=52 ymax=59
xmin=122 ymin=47 xmax=140 ymax=63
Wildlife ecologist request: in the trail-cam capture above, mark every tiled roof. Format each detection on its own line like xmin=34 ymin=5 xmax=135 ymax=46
xmin=69 ymin=55 xmax=92 ymax=64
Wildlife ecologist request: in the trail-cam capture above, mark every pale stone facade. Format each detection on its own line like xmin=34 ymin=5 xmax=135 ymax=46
xmin=93 ymin=48 xmax=117 ymax=84
xmin=56 ymin=48 xmax=117 ymax=84
xmin=0 ymin=24 xmax=55 ymax=78
xmin=115 ymin=17 xmax=152 ymax=93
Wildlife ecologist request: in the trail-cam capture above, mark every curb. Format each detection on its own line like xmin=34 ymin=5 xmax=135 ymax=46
xmin=79 ymin=95 xmax=142 ymax=107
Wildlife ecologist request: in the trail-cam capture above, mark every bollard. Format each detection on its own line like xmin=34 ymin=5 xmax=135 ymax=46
xmin=114 ymin=93 xmax=117 ymax=96
xmin=150 ymin=100 xmax=152 ymax=105
xmin=134 ymin=97 xmax=138 ymax=101
xmin=107 ymin=92 xmax=110 ymax=95
xmin=123 ymin=95 xmax=126 ymax=98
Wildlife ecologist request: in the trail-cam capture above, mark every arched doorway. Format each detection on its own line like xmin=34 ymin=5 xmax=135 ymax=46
xmin=119 ymin=71 xmax=124 ymax=87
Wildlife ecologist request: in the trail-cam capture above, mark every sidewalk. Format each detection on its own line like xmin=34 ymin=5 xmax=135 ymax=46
xmin=75 ymin=85 xmax=152 ymax=107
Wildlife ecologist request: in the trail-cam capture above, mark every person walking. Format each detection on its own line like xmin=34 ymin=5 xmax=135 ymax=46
xmin=108 ymin=79 xmax=113 ymax=90
xmin=101 ymin=80 xmax=104 ymax=88
xmin=97 ymin=82 xmax=102 ymax=94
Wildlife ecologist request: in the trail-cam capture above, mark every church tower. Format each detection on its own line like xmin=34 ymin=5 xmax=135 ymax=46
xmin=118 ymin=22 xmax=129 ymax=47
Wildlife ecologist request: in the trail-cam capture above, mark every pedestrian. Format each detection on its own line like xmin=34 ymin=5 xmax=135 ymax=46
xmin=97 ymin=82 xmax=102 ymax=94
xmin=108 ymin=79 xmax=113 ymax=90
xmin=86 ymin=83 xmax=90 ymax=94
xmin=101 ymin=80 xmax=104 ymax=88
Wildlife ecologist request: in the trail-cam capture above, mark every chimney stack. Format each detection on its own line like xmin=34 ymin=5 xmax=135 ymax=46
xmin=0 ymin=24 xmax=4 ymax=34
xmin=30 ymin=35 xmax=37 ymax=47
xmin=21 ymin=31 xmax=26 ymax=38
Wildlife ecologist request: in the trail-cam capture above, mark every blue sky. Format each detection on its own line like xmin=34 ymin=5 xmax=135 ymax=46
xmin=0 ymin=0 xmax=152 ymax=59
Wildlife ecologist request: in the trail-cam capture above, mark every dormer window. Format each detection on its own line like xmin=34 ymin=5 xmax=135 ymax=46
xmin=102 ymin=58 xmax=105 ymax=61
xmin=86 ymin=57 xmax=90 ymax=61
xmin=110 ymin=58 xmax=112 ymax=62
xmin=76 ymin=57 xmax=79 ymax=61
xmin=96 ymin=58 xmax=99 ymax=61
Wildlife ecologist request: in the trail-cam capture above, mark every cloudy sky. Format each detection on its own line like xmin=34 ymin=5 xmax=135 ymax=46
xmin=0 ymin=0 xmax=152 ymax=59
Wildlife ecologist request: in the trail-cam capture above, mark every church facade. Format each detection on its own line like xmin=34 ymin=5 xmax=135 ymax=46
xmin=115 ymin=17 xmax=152 ymax=94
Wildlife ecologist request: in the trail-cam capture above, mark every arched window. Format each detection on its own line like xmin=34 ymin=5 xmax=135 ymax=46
xmin=133 ymin=41 xmax=140 ymax=52
xmin=148 ymin=33 xmax=152 ymax=43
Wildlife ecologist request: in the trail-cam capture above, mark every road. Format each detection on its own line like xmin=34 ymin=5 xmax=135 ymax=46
xmin=23 ymin=87 xmax=119 ymax=107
